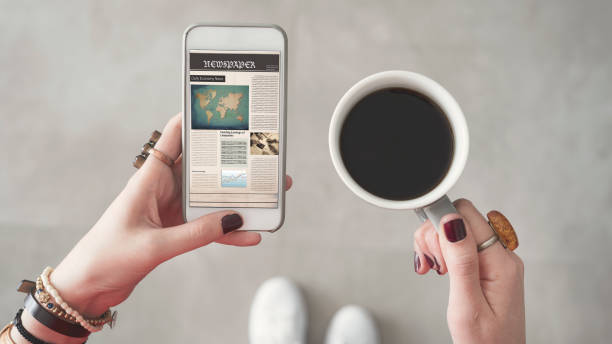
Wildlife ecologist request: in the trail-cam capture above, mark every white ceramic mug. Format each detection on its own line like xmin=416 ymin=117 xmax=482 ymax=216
xmin=328 ymin=71 xmax=469 ymax=230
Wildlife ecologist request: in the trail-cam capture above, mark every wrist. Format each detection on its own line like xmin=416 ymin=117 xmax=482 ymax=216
xmin=50 ymin=263 xmax=107 ymax=318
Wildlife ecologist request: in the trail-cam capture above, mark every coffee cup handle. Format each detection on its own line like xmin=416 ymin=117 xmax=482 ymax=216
xmin=415 ymin=195 xmax=457 ymax=232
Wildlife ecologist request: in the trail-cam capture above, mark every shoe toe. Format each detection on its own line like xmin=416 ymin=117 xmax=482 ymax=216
xmin=249 ymin=277 xmax=307 ymax=344
xmin=325 ymin=305 xmax=380 ymax=344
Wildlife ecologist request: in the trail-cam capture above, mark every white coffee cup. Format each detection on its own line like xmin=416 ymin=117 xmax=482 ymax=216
xmin=328 ymin=71 xmax=469 ymax=230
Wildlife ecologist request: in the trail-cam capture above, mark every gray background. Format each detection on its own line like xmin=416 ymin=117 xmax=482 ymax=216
xmin=1 ymin=0 xmax=611 ymax=343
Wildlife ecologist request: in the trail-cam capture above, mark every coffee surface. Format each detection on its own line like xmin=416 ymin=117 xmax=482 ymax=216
xmin=339 ymin=88 xmax=454 ymax=200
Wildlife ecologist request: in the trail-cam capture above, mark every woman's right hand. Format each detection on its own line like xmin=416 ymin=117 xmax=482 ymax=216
xmin=413 ymin=199 xmax=526 ymax=344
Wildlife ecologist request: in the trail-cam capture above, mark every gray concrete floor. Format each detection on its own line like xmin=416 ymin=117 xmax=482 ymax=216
xmin=1 ymin=0 xmax=612 ymax=343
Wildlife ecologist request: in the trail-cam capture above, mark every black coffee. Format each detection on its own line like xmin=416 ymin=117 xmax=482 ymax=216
xmin=339 ymin=88 xmax=454 ymax=200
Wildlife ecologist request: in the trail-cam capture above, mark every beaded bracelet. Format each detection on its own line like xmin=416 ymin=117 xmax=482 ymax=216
xmin=34 ymin=276 xmax=114 ymax=329
xmin=33 ymin=276 xmax=117 ymax=328
xmin=34 ymin=277 xmax=114 ymax=328
xmin=34 ymin=277 xmax=78 ymax=324
xmin=40 ymin=267 xmax=115 ymax=332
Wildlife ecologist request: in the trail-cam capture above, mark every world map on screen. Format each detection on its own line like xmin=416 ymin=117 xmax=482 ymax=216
xmin=191 ymin=84 xmax=249 ymax=130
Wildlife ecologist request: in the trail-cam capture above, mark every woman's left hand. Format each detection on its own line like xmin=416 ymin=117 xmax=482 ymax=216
xmin=49 ymin=114 xmax=293 ymax=317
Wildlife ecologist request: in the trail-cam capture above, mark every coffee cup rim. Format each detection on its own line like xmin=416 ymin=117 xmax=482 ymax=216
xmin=328 ymin=70 xmax=469 ymax=210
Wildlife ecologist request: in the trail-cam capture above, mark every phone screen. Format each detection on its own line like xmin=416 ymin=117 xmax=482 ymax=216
xmin=188 ymin=50 xmax=281 ymax=208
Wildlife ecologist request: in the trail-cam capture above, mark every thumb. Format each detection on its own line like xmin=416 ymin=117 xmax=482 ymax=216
xmin=438 ymin=214 xmax=487 ymax=311
xmin=156 ymin=211 xmax=243 ymax=260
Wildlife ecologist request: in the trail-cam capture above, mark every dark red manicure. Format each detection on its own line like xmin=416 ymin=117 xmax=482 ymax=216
xmin=433 ymin=256 xmax=440 ymax=271
xmin=444 ymin=218 xmax=467 ymax=242
xmin=414 ymin=252 xmax=421 ymax=272
xmin=222 ymin=214 xmax=243 ymax=233
xmin=424 ymin=254 xmax=434 ymax=269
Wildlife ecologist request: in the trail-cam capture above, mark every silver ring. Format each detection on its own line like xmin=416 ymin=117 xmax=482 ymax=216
xmin=477 ymin=234 xmax=499 ymax=252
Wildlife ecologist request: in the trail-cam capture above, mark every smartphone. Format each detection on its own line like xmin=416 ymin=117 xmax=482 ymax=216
xmin=182 ymin=24 xmax=287 ymax=231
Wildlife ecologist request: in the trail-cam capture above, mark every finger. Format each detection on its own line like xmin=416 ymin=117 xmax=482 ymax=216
xmin=215 ymin=231 xmax=262 ymax=246
xmin=172 ymin=154 xmax=183 ymax=175
xmin=424 ymin=223 xmax=447 ymax=274
xmin=155 ymin=211 xmax=243 ymax=260
xmin=413 ymin=241 xmax=430 ymax=274
xmin=153 ymin=113 xmax=182 ymax=161
xmin=453 ymin=199 xmax=510 ymax=274
xmin=416 ymin=220 xmax=445 ymax=274
xmin=438 ymin=213 xmax=488 ymax=311
xmin=285 ymin=175 xmax=293 ymax=191
xmin=413 ymin=223 xmax=432 ymax=274
xmin=171 ymin=153 xmax=183 ymax=186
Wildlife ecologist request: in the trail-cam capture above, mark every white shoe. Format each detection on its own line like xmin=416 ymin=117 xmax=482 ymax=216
xmin=325 ymin=305 xmax=380 ymax=344
xmin=249 ymin=277 xmax=307 ymax=344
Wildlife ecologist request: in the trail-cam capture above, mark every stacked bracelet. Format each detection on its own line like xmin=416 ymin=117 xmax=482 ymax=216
xmin=40 ymin=267 xmax=113 ymax=333
xmin=24 ymin=289 xmax=90 ymax=338
xmin=15 ymin=267 xmax=116 ymax=340
xmin=34 ymin=276 xmax=115 ymax=329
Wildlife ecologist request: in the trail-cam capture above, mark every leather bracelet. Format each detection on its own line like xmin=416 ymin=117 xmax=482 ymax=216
xmin=24 ymin=289 xmax=90 ymax=338
xmin=13 ymin=309 xmax=50 ymax=344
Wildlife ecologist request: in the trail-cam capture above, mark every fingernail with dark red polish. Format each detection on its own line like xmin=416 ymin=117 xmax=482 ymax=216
xmin=414 ymin=252 xmax=421 ymax=272
xmin=222 ymin=214 xmax=243 ymax=233
xmin=424 ymin=254 xmax=434 ymax=269
xmin=444 ymin=218 xmax=467 ymax=243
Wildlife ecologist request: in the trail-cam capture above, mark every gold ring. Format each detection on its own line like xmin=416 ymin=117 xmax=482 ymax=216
xmin=150 ymin=148 xmax=174 ymax=167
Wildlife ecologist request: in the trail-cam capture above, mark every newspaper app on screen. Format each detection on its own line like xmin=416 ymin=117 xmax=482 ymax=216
xmin=188 ymin=50 xmax=281 ymax=209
